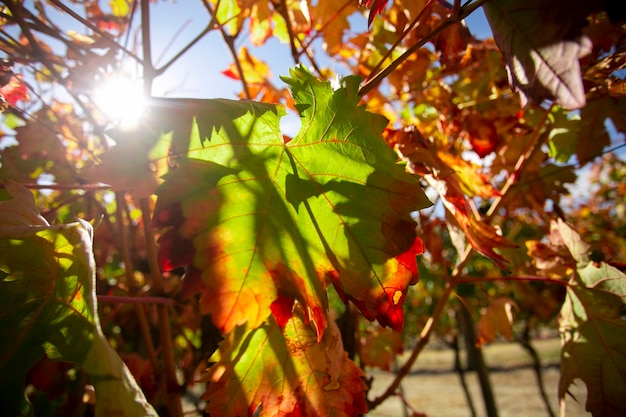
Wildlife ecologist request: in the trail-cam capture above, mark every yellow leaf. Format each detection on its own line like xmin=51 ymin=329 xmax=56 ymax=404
xmin=109 ymin=0 xmax=129 ymax=18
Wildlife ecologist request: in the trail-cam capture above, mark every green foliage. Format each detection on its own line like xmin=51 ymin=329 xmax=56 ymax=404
xmin=153 ymin=67 xmax=430 ymax=341
xmin=0 ymin=182 xmax=156 ymax=416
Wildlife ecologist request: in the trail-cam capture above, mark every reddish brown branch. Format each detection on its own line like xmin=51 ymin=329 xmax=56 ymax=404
xmin=97 ymin=295 xmax=175 ymax=305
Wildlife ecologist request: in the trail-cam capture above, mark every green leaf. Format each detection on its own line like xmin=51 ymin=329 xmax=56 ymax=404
xmin=557 ymin=220 xmax=626 ymax=417
xmin=0 ymin=182 xmax=156 ymax=416
xmin=547 ymin=109 xmax=581 ymax=164
xmin=154 ymin=66 xmax=431 ymax=340
xmin=484 ymin=0 xmax=595 ymax=109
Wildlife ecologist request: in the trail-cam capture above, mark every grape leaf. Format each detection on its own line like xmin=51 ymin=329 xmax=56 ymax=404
xmin=201 ymin=310 xmax=367 ymax=417
xmin=0 ymin=179 xmax=50 ymax=237
xmin=556 ymin=219 xmax=626 ymax=417
xmin=153 ymin=66 xmax=431 ymax=340
xmin=484 ymin=0 xmax=595 ymax=109
xmin=476 ymin=297 xmax=518 ymax=347
xmin=0 ymin=182 xmax=156 ymax=416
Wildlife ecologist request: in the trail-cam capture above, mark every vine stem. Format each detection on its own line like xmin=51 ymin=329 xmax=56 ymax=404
xmin=368 ymin=278 xmax=456 ymax=409
xmin=369 ymin=87 xmax=548 ymax=407
xmin=114 ymin=192 xmax=160 ymax=378
xmin=457 ymin=275 xmax=570 ymax=286
xmin=139 ymin=2 xmax=182 ymax=416
xmin=202 ymin=0 xmax=251 ymax=99
xmin=140 ymin=197 xmax=183 ymax=417
xmin=366 ymin=0 xmax=436 ymax=80
xmin=98 ymin=295 xmax=175 ymax=305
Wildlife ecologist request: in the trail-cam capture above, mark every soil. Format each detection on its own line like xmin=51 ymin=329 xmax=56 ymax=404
xmin=366 ymin=338 xmax=590 ymax=417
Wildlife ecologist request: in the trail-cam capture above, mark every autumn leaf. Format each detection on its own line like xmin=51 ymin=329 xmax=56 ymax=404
xmin=387 ymin=126 xmax=514 ymax=268
xmin=153 ymin=66 xmax=430 ymax=340
xmin=0 ymin=182 xmax=156 ymax=416
xmin=362 ymin=0 xmax=390 ymax=27
xmin=462 ymin=113 xmax=500 ymax=158
xmin=359 ymin=324 xmax=403 ymax=371
xmin=201 ymin=310 xmax=367 ymax=417
xmin=222 ymin=46 xmax=271 ymax=83
xmin=0 ymin=75 xmax=29 ymax=106
xmin=205 ymin=0 xmax=244 ymax=36
xmin=436 ymin=152 xmax=500 ymax=199
xmin=484 ymin=0 xmax=595 ymax=109
xmin=312 ymin=0 xmax=359 ymax=55
xmin=476 ymin=297 xmax=518 ymax=347
xmin=555 ymin=219 xmax=626 ymax=417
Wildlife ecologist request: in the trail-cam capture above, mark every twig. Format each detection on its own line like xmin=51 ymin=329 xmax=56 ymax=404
xmin=97 ymin=295 xmax=175 ymax=306
xmin=139 ymin=197 xmax=183 ymax=417
xmin=359 ymin=0 xmax=490 ymax=96
xmin=452 ymin=333 xmax=478 ymax=417
xmin=138 ymin=2 xmax=182 ymax=415
xmin=456 ymin=275 xmax=570 ymax=286
xmin=368 ymin=278 xmax=456 ymax=409
xmin=114 ymin=192 xmax=160 ymax=375
xmin=485 ymin=103 xmax=555 ymax=220
xmin=273 ymin=0 xmax=300 ymax=65
xmin=366 ymin=0 xmax=436 ymax=81
xmin=47 ymin=0 xmax=142 ymax=63
xmin=517 ymin=324 xmax=556 ymax=417
xmin=155 ymin=24 xmax=213 ymax=76
xmin=202 ymin=0 xmax=251 ymax=99
xmin=0 ymin=182 xmax=111 ymax=191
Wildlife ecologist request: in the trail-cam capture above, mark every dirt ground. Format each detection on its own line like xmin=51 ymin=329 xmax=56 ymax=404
xmin=366 ymin=338 xmax=590 ymax=417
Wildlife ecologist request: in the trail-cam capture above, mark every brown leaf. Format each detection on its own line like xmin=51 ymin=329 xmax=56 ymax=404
xmin=359 ymin=325 xmax=403 ymax=371
xmin=476 ymin=297 xmax=518 ymax=346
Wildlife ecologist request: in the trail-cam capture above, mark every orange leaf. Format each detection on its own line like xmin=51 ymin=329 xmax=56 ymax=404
xmin=312 ymin=0 xmax=358 ymax=55
xmin=221 ymin=46 xmax=271 ymax=84
xmin=201 ymin=311 xmax=367 ymax=417
xmin=476 ymin=297 xmax=518 ymax=347
xmin=437 ymin=152 xmax=501 ymax=199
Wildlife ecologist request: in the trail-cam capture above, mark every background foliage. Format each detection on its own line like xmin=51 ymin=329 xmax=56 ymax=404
xmin=0 ymin=0 xmax=625 ymax=416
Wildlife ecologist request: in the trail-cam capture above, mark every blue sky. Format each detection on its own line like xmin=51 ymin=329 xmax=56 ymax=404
xmin=145 ymin=2 xmax=493 ymax=100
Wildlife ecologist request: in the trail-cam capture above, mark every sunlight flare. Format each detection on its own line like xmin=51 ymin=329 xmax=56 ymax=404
xmin=93 ymin=75 xmax=145 ymax=128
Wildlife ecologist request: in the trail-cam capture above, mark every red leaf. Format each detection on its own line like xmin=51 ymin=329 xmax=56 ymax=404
xmin=221 ymin=67 xmax=240 ymax=81
xmin=463 ymin=113 xmax=499 ymax=157
xmin=362 ymin=0 xmax=389 ymax=26
xmin=0 ymin=75 xmax=29 ymax=106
